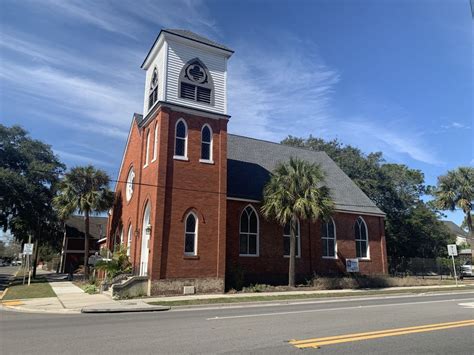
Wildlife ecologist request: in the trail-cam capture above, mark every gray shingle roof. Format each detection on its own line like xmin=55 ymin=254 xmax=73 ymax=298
xmin=163 ymin=29 xmax=234 ymax=53
xmin=227 ymin=134 xmax=385 ymax=216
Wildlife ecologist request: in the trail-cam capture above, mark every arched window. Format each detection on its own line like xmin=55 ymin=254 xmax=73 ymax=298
xmin=201 ymin=124 xmax=212 ymax=161
xmin=148 ymin=67 xmax=158 ymax=109
xmin=184 ymin=212 xmax=198 ymax=255
xmin=283 ymin=220 xmax=300 ymax=257
xmin=174 ymin=119 xmax=187 ymax=158
xmin=144 ymin=130 xmax=150 ymax=166
xmin=125 ymin=167 xmax=135 ymax=202
xmin=126 ymin=224 xmax=133 ymax=257
xmin=321 ymin=218 xmax=337 ymax=258
xmin=355 ymin=217 xmax=369 ymax=258
xmin=179 ymin=58 xmax=214 ymax=105
xmin=152 ymin=123 xmax=158 ymax=161
xmin=239 ymin=205 xmax=259 ymax=256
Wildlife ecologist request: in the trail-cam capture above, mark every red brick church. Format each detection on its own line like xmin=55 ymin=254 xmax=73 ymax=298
xmin=107 ymin=29 xmax=387 ymax=295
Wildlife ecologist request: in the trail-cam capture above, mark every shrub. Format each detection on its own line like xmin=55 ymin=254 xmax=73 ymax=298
xmin=95 ymin=246 xmax=132 ymax=280
xmin=83 ymin=284 xmax=98 ymax=294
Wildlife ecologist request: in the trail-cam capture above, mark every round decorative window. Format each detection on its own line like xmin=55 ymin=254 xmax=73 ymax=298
xmin=186 ymin=63 xmax=207 ymax=84
xmin=126 ymin=168 xmax=135 ymax=202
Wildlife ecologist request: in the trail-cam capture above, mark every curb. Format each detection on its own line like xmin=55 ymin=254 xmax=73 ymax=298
xmin=81 ymin=305 xmax=170 ymax=314
xmin=1 ymin=304 xmax=81 ymax=314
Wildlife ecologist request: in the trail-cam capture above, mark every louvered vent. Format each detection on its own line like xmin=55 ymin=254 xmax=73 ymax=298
xmin=180 ymin=83 xmax=196 ymax=100
xmin=197 ymin=87 xmax=211 ymax=104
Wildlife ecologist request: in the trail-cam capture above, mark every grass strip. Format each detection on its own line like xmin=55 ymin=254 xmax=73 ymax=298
xmin=147 ymin=286 xmax=474 ymax=307
xmin=2 ymin=276 xmax=56 ymax=300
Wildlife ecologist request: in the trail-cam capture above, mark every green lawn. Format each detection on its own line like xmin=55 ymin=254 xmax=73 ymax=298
xmin=2 ymin=276 xmax=56 ymax=300
xmin=147 ymin=286 xmax=474 ymax=307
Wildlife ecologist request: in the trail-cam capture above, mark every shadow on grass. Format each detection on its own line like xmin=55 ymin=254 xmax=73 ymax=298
xmin=2 ymin=276 xmax=56 ymax=300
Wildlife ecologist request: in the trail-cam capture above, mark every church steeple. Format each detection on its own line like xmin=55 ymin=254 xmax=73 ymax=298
xmin=141 ymin=29 xmax=233 ymax=118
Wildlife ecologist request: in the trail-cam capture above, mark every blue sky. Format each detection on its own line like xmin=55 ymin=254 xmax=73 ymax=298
xmin=0 ymin=0 xmax=472 ymax=225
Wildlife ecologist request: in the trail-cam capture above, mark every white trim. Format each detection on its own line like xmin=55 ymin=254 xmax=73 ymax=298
xmin=141 ymin=102 xmax=230 ymax=125
xmin=334 ymin=208 xmax=385 ymax=217
xmin=144 ymin=130 xmax=150 ymax=167
xmin=174 ymin=118 xmax=188 ymax=159
xmin=227 ymin=197 xmax=260 ymax=203
xmin=184 ymin=212 xmax=198 ymax=256
xmin=355 ymin=216 xmax=370 ymax=259
xmin=239 ymin=204 xmax=260 ymax=257
xmin=97 ymin=238 xmax=107 ymax=243
xmin=201 ymin=124 xmax=213 ymax=162
xmin=199 ymin=159 xmax=214 ymax=164
xmin=321 ymin=217 xmax=337 ymax=259
xmin=173 ymin=156 xmax=189 ymax=161
xmin=152 ymin=123 xmax=158 ymax=162
xmin=283 ymin=219 xmax=301 ymax=258
xmin=126 ymin=224 xmax=132 ymax=257
xmin=163 ymin=41 xmax=168 ymax=101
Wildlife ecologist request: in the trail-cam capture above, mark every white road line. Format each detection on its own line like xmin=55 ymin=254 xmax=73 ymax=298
xmin=206 ymin=297 xmax=474 ymax=320
xmin=170 ymin=291 xmax=474 ymax=313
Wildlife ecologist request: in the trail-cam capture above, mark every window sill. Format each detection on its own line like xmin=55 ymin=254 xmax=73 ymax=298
xmin=183 ymin=255 xmax=199 ymax=260
xmin=322 ymin=256 xmax=338 ymax=260
xmin=283 ymin=255 xmax=301 ymax=259
xmin=173 ymin=155 xmax=189 ymax=161
xmin=358 ymin=257 xmax=371 ymax=261
xmin=199 ymin=159 xmax=214 ymax=164
xmin=239 ymin=254 xmax=259 ymax=257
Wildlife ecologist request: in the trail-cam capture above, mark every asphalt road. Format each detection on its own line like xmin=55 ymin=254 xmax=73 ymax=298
xmin=1 ymin=290 xmax=473 ymax=354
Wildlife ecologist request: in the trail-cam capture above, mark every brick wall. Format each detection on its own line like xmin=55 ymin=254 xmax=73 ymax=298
xmin=226 ymin=200 xmax=387 ymax=287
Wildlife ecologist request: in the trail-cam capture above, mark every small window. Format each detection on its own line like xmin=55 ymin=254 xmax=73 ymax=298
xmin=239 ymin=206 xmax=259 ymax=256
xmin=321 ymin=219 xmax=337 ymax=258
xmin=125 ymin=168 xmax=135 ymax=202
xmin=201 ymin=125 xmax=212 ymax=161
xmin=144 ymin=130 xmax=150 ymax=166
xmin=179 ymin=58 xmax=214 ymax=105
xmin=184 ymin=213 xmax=198 ymax=255
xmin=152 ymin=124 xmax=158 ymax=161
xmin=175 ymin=119 xmax=187 ymax=158
xmin=127 ymin=224 xmax=133 ymax=256
xmin=355 ymin=217 xmax=369 ymax=258
xmin=283 ymin=220 xmax=300 ymax=257
xmin=148 ymin=68 xmax=158 ymax=110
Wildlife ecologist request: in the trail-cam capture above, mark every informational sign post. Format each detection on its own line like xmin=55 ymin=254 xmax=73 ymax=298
xmin=23 ymin=243 xmax=34 ymax=255
xmin=22 ymin=240 xmax=34 ymax=286
xmin=346 ymin=258 xmax=359 ymax=273
xmin=447 ymin=244 xmax=458 ymax=286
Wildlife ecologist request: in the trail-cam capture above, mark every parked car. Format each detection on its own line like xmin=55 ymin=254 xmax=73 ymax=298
xmin=11 ymin=260 xmax=22 ymax=266
xmin=461 ymin=262 xmax=473 ymax=277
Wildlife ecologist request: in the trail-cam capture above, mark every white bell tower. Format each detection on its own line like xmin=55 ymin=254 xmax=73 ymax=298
xmin=141 ymin=29 xmax=233 ymax=117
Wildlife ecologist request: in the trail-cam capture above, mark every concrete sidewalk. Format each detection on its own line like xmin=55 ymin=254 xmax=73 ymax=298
xmin=1 ymin=275 xmax=169 ymax=314
xmin=133 ymin=284 xmax=471 ymax=304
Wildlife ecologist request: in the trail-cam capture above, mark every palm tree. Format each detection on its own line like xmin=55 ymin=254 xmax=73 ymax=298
xmin=433 ymin=167 xmax=474 ymax=236
xmin=261 ymin=157 xmax=334 ymax=287
xmin=53 ymin=165 xmax=114 ymax=279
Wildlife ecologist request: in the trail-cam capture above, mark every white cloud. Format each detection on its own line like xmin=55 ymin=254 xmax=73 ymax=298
xmin=228 ymin=37 xmax=339 ymax=140
xmin=54 ymin=149 xmax=115 ymax=167
xmin=441 ymin=121 xmax=471 ymax=129
xmin=39 ymin=0 xmax=217 ymax=39
xmin=343 ymin=119 xmax=442 ymax=165
xmin=1 ymin=60 xmax=141 ymax=136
